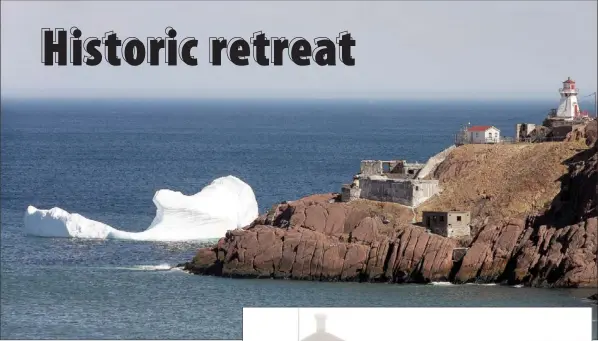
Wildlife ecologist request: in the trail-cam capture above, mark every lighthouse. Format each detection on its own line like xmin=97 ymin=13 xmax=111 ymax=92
xmin=555 ymin=77 xmax=581 ymax=120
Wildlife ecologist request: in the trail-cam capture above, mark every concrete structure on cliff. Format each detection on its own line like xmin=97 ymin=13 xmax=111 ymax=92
xmin=341 ymin=146 xmax=457 ymax=207
xmin=422 ymin=211 xmax=471 ymax=238
xmin=342 ymin=160 xmax=439 ymax=207
xmin=515 ymin=123 xmax=543 ymax=142
xmin=353 ymin=176 xmax=439 ymax=207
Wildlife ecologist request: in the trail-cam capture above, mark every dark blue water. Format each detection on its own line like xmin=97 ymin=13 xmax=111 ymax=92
xmin=1 ymin=99 xmax=596 ymax=339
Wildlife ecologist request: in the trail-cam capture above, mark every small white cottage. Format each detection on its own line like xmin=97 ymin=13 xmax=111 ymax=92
xmin=466 ymin=125 xmax=500 ymax=144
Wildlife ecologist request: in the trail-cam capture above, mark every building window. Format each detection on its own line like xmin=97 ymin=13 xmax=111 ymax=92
xmin=439 ymin=216 xmax=444 ymax=222
xmin=457 ymin=216 xmax=462 ymax=222
xmin=415 ymin=186 xmax=419 ymax=191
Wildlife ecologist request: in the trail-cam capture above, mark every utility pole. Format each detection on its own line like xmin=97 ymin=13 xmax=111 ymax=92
xmin=594 ymin=91 xmax=597 ymax=118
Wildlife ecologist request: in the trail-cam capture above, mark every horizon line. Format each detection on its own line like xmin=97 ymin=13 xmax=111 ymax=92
xmin=3 ymin=90 xmax=597 ymax=102
xmin=1 ymin=95 xmax=589 ymax=102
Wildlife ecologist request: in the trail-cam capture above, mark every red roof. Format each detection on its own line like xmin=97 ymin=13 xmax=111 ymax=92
xmin=467 ymin=125 xmax=494 ymax=132
xmin=564 ymin=78 xmax=575 ymax=83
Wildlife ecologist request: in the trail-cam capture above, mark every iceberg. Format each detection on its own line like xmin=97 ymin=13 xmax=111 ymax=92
xmin=23 ymin=175 xmax=259 ymax=242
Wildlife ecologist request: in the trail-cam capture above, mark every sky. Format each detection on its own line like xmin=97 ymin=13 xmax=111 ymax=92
xmin=1 ymin=1 xmax=597 ymax=100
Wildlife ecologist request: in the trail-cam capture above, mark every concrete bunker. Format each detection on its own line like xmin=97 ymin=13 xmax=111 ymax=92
xmin=343 ymin=159 xmax=438 ymax=207
xmin=357 ymin=177 xmax=439 ymax=207
xmin=422 ymin=211 xmax=471 ymax=238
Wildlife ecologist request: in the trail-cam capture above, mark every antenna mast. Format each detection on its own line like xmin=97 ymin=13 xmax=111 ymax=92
xmin=594 ymin=91 xmax=597 ymax=118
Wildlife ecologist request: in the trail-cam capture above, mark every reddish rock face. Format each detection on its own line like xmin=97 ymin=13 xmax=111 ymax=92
xmin=183 ymin=145 xmax=597 ymax=288
xmin=185 ymin=194 xmax=457 ymax=283
xmin=585 ymin=119 xmax=597 ymax=146
xmin=453 ymin=217 xmax=597 ymax=287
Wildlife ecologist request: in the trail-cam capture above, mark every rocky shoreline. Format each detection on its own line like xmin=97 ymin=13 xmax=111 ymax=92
xmin=182 ymin=120 xmax=597 ymax=288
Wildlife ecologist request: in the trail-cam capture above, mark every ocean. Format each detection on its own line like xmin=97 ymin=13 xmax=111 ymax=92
xmin=1 ymin=98 xmax=596 ymax=339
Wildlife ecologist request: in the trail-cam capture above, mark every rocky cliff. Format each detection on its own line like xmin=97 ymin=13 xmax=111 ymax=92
xmin=565 ymin=118 xmax=597 ymax=146
xmin=183 ymin=128 xmax=597 ymax=288
xmin=185 ymin=194 xmax=458 ymax=283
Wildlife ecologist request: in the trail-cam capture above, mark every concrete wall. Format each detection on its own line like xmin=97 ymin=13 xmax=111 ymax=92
xmin=447 ymin=225 xmax=471 ymax=238
xmin=359 ymin=177 xmax=414 ymax=206
xmin=358 ymin=177 xmax=439 ymax=207
xmin=447 ymin=212 xmax=470 ymax=226
xmin=389 ymin=161 xmax=423 ymax=178
xmin=362 ymin=160 xmax=420 ymax=176
xmin=412 ymin=180 xmax=440 ymax=207
xmin=516 ymin=123 xmax=536 ymax=141
xmin=422 ymin=211 xmax=448 ymax=230
xmin=417 ymin=145 xmax=456 ymax=179
xmin=341 ymin=184 xmax=361 ymax=202
xmin=426 ymin=224 xmax=470 ymax=238
xmin=341 ymin=185 xmax=350 ymax=202
xmin=523 ymin=123 xmax=536 ymax=135
xmin=403 ymin=163 xmax=424 ymax=177
xmin=360 ymin=160 xmax=383 ymax=176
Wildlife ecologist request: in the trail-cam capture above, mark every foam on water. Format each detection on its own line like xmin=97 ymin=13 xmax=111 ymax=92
xmin=114 ymin=264 xmax=184 ymax=271
xmin=81 ymin=264 xmax=187 ymax=272
xmin=23 ymin=176 xmax=258 ymax=242
xmin=431 ymin=282 xmax=500 ymax=286
xmin=128 ymin=264 xmax=173 ymax=271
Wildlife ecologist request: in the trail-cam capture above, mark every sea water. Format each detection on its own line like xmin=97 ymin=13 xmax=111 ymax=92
xmin=1 ymin=99 xmax=596 ymax=339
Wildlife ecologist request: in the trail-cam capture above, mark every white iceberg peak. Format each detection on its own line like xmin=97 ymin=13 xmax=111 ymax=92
xmin=23 ymin=175 xmax=258 ymax=242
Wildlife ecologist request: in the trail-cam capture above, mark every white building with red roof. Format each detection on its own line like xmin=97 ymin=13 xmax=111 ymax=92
xmin=466 ymin=125 xmax=500 ymax=144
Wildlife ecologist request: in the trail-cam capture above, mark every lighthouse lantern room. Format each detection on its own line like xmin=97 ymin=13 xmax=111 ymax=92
xmin=555 ymin=77 xmax=582 ymax=120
